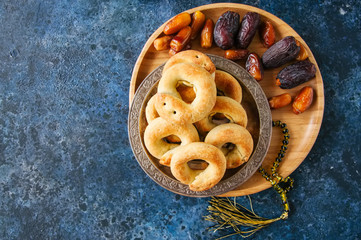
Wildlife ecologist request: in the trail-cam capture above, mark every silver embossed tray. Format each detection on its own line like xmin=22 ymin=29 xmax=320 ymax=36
xmin=128 ymin=55 xmax=272 ymax=197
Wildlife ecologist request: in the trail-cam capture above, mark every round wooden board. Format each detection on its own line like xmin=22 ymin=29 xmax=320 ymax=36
xmin=129 ymin=3 xmax=324 ymax=197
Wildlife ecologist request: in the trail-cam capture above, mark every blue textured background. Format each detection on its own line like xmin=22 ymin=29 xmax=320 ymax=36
xmin=1 ymin=0 xmax=360 ymax=239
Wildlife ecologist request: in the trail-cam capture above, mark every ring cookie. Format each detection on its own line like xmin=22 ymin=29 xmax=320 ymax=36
xmin=170 ymin=142 xmax=226 ymax=192
xmin=205 ymin=124 xmax=254 ymax=169
xmin=195 ymin=96 xmax=248 ymax=135
xmin=143 ymin=117 xmax=199 ymax=160
xmin=156 ymin=62 xmax=216 ymax=124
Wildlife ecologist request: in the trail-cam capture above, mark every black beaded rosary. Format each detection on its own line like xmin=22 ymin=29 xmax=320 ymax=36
xmin=205 ymin=120 xmax=295 ymax=238
xmin=259 ymin=120 xmax=294 ymax=219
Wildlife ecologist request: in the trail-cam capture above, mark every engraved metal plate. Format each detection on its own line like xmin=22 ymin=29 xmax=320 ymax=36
xmin=128 ymin=55 xmax=272 ymax=197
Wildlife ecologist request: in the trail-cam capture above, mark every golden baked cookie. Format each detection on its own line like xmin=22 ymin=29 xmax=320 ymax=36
xmin=156 ymin=62 xmax=216 ymax=124
xmin=143 ymin=117 xmax=199 ymax=160
xmin=195 ymin=96 xmax=248 ymax=135
xmin=170 ymin=142 xmax=226 ymax=192
xmin=205 ymin=123 xmax=254 ymax=169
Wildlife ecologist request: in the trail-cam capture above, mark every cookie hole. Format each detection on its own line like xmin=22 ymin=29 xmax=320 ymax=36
xmin=222 ymin=142 xmax=236 ymax=151
xmin=162 ymin=135 xmax=181 ymax=144
xmin=221 ymin=142 xmax=236 ymax=156
xmin=173 ymin=111 xmax=176 ymax=114
xmin=177 ymin=84 xmax=195 ymax=104
xmin=217 ymin=89 xmax=226 ymax=96
xmin=195 ymin=55 xmax=200 ymax=58
xmin=163 ymin=102 xmax=166 ymax=106
xmin=211 ymin=113 xmax=231 ymax=125
xmin=188 ymin=159 xmax=208 ymax=170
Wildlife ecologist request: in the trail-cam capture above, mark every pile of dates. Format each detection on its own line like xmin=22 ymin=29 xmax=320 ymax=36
xmin=153 ymin=10 xmax=317 ymax=114
xmin=153 ymin=11 xmax=213 ymax=54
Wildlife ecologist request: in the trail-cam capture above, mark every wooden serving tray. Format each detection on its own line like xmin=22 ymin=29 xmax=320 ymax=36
xmin=129 ymin=3 xmax=324 ymax=197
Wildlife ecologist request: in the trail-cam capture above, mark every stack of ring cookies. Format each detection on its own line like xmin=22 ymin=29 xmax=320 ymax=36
xmin=143 ymin=50 xmax=254 ymax=192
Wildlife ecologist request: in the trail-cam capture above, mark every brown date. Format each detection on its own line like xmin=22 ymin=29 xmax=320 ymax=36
xmin=163 ymin=12 xmax=191 ymax=35
xmin=213 ymin=11 xmax=240 ymax=50
xmin=153 ymin=35 xmax=173 ymax=51
xmin=190 ymin=11 xmax=206 ymax=40
xmin=170 ymin=26 xmax=192 ymax=52
xmin=262 ymin=36 xmax=300 ymax=68
xmin=246 ymin=53 xmax=263 ymax=81
xmin=276 ymin=60 xmax=316 ymax=89
xmin=224 ymin=49 xmax=249 ymax=61
xmin=200 ymin=18 xmax=214 ymax=48
xmin=268 ymin=93 xmax=292 ymax=109
xmin=237 ymin=12 xmax=260 ymax=49
xmin=168 ymin=42 xmax=191 ymax=56
xmin=259 ymin=20 xmax=276 ymax=48
xmin=169 ymin=48 xmax=177 ymax=56
xmin=292 ymin=86 xmax=314 ymax=114
xmin=295 ymin=40 xmax=309 ymax=61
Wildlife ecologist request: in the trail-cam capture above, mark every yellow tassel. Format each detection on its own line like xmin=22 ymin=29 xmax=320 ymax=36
xmin=204 ymin=196 xmax=283 ymax=239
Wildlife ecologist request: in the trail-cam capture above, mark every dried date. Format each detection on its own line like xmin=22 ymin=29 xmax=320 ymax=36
xmin=268 ymin=93 xmax=292 ymax=109
xmin=213 ymin=11 xmax=240 ymax=50
xmin=295 ymin=40 xmax=309 ymax=61
xmin=292 ymin=86 xmax=314 ymax=114
xmin=168 ymin=42 xmax=191 ymax=56
xmin=237 ymin=12 xmax=260 ymax=49
xmin=200 ymin=18 xmax=214 ymax=48
xmin=262 ymin=36 xmax=300 ymax=68
xmin=190 ymin=11 xmax=206 ymax=40
xmin=163 ymin=12 xmax=191 ymax=35
xmin=153 ymin=35 xmax=173 ymax=51
xmin=246 ymin=53 xmax=263 ymax=81
xmin=224 ymin=49 xmax=249 ymax=61
xmin=259 ymin=20 xmax=275 ymax=48
xmin=170 ymin=26 xmax=192 ymax=52
xmin=276 ymin=60 xmax=316 ymax=89
xmin=168 ymin=48 xmax=178 ymax=56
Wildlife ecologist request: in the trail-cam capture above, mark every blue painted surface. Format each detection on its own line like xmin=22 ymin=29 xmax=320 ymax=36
xmin=0 ymin=0 xmax=360 ymax=239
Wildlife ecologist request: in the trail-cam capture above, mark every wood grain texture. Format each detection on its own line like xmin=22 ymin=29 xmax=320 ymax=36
xmin=129 ymin=3 xmax=324 ymax=197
